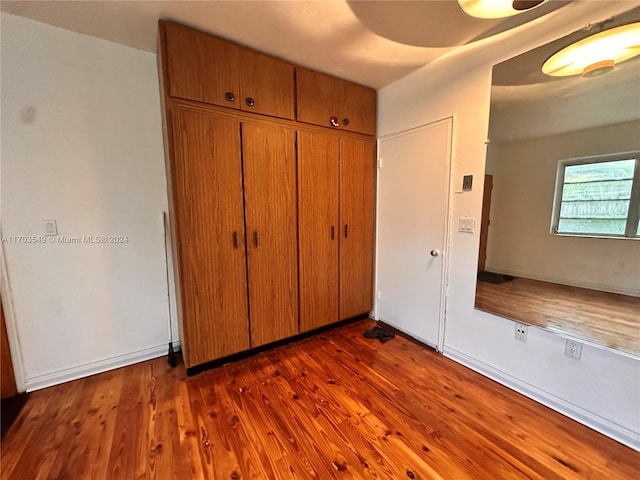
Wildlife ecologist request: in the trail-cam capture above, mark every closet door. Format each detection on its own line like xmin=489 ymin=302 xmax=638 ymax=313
xmin=296 ymin=67 xmax=376 ymax=135
xmin=296 ymin=68 xmax=341 ymax=130
xmin=339 ymin=137 xmax=376 ymax=320
xmin=163 ymin=22 xmax=241 ymax=109
xmin=242 ymin=123 xmax=298 ymax=346
xmin=239 ymin=50 xmax=295 ymax=120
xmin=298 ymin=130 xmax=340 ymax=332
xmin=171 ymin=109 xmax=249 ymax=367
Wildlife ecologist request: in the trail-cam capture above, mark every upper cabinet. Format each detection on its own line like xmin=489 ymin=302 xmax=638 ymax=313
xmin=296 ymin=68 xmax=376 ymax=136
xmin=160 ymin=21 xmax=376 ymax=133
xmin=162 ymin=21 xmax=295 ymax=120
xmin=239 ymin=50 xmax=295 ymax=120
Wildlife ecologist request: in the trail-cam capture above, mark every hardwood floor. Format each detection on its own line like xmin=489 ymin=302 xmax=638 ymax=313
xmin=1 ymin=320 xmax=638 ymax=479
xmin=475 ymin=277 xmax=640 ymax=356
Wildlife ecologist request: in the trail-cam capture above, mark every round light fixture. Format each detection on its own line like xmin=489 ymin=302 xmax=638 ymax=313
xmin=543 ymin=22 xmax=640 ymax=78
xmin=458 ymin=0 xmax=545 ymax=19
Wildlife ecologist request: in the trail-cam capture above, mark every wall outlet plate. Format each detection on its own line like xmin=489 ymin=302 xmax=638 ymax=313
xmin=565 ymin=339 xmax=582 ymax=359
xmin=43 ymin=219 xmax=57 ymax=236
xmin=515 ymin=323 xmax=528 ymax=342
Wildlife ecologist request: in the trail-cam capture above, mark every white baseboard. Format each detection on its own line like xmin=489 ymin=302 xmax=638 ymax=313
xmin=485 ymin=266 xmax=640 ymax=297
xmin=25 ymin=340 xmax=181 ymax=392
xmin=444 ymin=346 xmax=640 ymax=452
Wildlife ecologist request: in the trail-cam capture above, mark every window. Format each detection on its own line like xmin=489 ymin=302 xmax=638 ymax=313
xmin=551 ymin=152 xmax=640 ymax=238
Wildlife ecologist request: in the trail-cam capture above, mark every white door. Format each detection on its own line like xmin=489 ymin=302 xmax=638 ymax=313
xmin=376 ymin=118 xmax=452 ymax=349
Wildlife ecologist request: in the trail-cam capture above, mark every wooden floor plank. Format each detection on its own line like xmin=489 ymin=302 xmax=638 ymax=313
xmin=475 ymin=277 xmax=640 ymax=355
xmin=1 ymin=320 xmax=638 ymax=479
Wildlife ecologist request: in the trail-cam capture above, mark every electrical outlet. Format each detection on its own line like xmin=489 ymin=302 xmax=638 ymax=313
xmin=565 ymin=339 xmax=582 ymax=359
xmin=514 ymin=323 xmax=528 ymax=342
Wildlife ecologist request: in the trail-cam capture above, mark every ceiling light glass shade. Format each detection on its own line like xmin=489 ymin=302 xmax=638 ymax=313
xmin=458 ymin=0 xmax=545 ymax=19
xmin=543 ymin=22 xmax=640 ymax=77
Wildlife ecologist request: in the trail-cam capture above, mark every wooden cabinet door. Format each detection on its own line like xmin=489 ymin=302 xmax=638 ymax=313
xmin=296 ymin=68 xmax=341 ymax=130
xmin=298 ymin=130 xmax=340 ymax=332
xmin=339 ymin=137 xmax=376 ymax=320
xmin=170 ymin=109 xmax=249 ymax=367
xmin=341 ymin=81 xmax=376 ymax=136
xmin=164 ymin=22 xmax=241 ymax=109
xmin=242 ymin=123 xmax=298 ymax=346
xmin=296 ymin=68 xmax=377 ymax=135
xmin=239 ymin=50 xmax=295 ymax=120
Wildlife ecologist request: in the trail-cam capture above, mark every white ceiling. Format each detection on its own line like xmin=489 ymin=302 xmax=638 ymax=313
xmin=1 ymin=0 xmax=571 ymax=89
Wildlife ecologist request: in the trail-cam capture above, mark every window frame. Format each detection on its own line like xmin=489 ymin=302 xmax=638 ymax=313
xmin=550 ymin=151 xmax=640 ymax=240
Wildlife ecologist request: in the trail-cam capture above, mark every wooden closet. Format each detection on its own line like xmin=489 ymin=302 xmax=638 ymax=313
xmin=158 ymin=20 xmax=376 ymax=370
xmin=297 ymin=132 xmax=376 ymax=332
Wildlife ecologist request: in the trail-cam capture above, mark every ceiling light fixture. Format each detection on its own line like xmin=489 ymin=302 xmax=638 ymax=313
xmin=458 ymin=0 xmax=545 ymax=19
xmin=542 ymin=22 xmax=640 ymax=78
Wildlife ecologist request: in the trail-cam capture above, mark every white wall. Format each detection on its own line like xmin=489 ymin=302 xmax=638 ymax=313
xmin=378 ymin=2 xmax=640 ymax=449
xmin=1 ymin=13 xmax=179 ymax=390
xmin=486 ymin=121 xmax=640 ymax=296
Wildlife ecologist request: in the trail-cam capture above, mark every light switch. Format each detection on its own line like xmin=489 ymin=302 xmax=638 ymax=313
xmin=43 ymin=219 xmax=57 ymax=236
xmin=458 ymin=217 xmax=475 ymax=233
xmin=462 ymin=175 xmax=473 ymax=191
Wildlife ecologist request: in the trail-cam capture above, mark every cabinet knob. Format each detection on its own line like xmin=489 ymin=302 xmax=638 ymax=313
xmin=330 ymin=116 xmax=339 ymax=127
xmin=224 ymin=92 xmax=235 ymax=102
xmin=342 ymin=118 xmax=350 ymax=126
xmin=245 ymin=97 xmax=255 ymax=107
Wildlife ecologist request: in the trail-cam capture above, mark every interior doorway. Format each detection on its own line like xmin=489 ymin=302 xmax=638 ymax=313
xmin=375 ymin=118 xmax=453 ymax=350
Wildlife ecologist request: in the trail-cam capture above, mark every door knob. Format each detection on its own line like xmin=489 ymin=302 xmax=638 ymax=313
xmin=224 ymin=92 xmax=235 ymax=102
xmin=245 ymin=97 xmax=255 ymax=107
xmin=430 ymin=249 xmax=439 ymax=257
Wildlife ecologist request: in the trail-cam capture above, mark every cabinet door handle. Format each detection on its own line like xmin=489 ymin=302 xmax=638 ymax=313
xmin=342 ymin=118 xmax=350 ymax=126
xmin=344 ymin=224 xmax=348 ymax=239
xmin=330 ymin=116 xmax=339 ymax=127
xmin=253 ymin=230 xmax=258 ymax=248
xmin=224 ymin=92 xmax=235 ymax=102
xmin=331 ymin=225 xmax=335 ymax=240
xmin=232 ymin=231 xmax=238 ymax=249
xmin=245 ymin=97 xmax=255 ymax=107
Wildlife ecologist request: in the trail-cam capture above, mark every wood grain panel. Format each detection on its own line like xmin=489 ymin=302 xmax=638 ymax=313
xmin=1 ymin=299 xmax=17 ymax=398
xmin=242 ymin=123 xmax=298 ymax=346
xmin=2 ymin=320 xmax=638 ymax=479
xmin=478 ymin=174 xmax=493 ymax=272
xmin=239 ymin=50 xmax=295 ymax=120
xmin=341 ymin=79 xmax=377 ymax=136
xmin=163 ymin=21 xmax=240 ymax=109
xmin=296 ymin=67 xmax=376 ymax=135
xmin=297 ymin=130 xmax=340 ymax=332
xmin=171 ymin=108 xmax=249 ymax=367
xmin=296 ymin=67 xmax=341 ymax=130
xmin=476 ymin=277 xmax=640 ymax=356
xmin=339 ymin=137 xmax=376 ymax=320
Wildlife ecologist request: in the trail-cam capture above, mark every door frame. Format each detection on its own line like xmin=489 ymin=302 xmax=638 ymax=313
xmin=0 ymin=241 xmax=25 ymax=393
xmin=373 ymin=116 xmax=455 ymax=353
